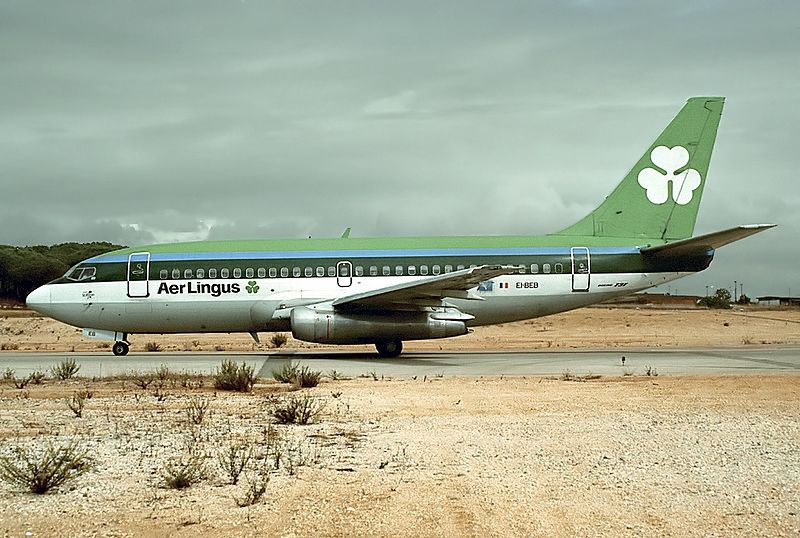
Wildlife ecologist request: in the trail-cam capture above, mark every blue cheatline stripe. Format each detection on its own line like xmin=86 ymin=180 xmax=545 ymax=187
xmin=87 ymin=246 xmax=641 ymax=264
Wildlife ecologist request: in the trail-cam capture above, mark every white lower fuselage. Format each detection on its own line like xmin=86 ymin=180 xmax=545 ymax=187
xmin=35 ymin=270 xmax=690 ymax=336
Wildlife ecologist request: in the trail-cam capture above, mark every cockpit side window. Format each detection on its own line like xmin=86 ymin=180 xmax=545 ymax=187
xmin=65 ymin=266 xmax=97 ymax=282
xmin=64 ymin=265 xmax=80 ymax=280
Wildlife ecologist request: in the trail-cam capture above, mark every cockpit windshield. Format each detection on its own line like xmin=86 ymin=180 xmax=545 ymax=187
xmin=65 ymin=266 xmax=97 ymax=282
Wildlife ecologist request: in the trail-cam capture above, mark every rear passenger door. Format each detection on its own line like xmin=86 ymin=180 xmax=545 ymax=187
xmin=570 ymin=247 xmax=590 ymax=292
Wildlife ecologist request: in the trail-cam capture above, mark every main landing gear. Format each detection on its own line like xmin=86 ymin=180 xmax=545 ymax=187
xmin=375 ymin=339 xmax=403 ymax=358
xmin=112 ymin=341 xmax=130 ymax=356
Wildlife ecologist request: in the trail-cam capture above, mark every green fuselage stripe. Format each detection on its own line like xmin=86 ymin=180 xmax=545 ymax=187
xmin=55 ymin=252 xmax=713 ymax=284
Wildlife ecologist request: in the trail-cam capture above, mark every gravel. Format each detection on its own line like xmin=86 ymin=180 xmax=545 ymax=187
xmin=0 ymin=375 xmax=798 ymax=537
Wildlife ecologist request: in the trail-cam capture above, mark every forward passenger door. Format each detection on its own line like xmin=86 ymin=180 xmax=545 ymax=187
xmin=127 ymin=252 xmax=151 ymax=298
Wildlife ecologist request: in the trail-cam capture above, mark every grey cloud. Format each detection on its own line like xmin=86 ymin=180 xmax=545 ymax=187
xmin=0 ymin=0 xmax=798 ymax=296
xmin=0 ymin=213 xmax=155 ymax=247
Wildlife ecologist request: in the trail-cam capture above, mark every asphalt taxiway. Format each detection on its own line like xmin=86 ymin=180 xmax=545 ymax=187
xmin=0 ymin=346 xmax=798 ymax=379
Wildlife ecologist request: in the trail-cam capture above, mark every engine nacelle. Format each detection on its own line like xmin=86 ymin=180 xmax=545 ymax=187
xmin=290 ymin=307 xmax=467 ymax=344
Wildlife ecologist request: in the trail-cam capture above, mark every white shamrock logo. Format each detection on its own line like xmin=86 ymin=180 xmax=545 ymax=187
xmin=637 ymin=146 xmax=702 ymax=205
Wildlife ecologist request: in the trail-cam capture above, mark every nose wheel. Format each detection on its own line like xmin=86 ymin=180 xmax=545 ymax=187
xmin=112 ymin=341 xmax=130 ymax=356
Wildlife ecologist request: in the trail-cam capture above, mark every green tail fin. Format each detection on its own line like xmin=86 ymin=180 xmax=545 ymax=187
xmin=556 ymin=96 xmax=724 ymax=241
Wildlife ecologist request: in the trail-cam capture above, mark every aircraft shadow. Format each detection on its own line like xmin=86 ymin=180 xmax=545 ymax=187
xmin=260 ymin=352 xmax=459 ymax=368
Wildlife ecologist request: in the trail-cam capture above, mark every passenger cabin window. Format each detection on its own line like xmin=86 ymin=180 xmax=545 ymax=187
xmin=369 ymin=266 xmax=378 ymax=276
xmin=268 ymin=268 xmax=276 ymax=278
xmin=221 ymin=268 xmax=230 ymax=278
xmin=457 ymin=265 xmax=465 ymax=271
xmin=316 ymin=266 xmax=325 ymax=277
xmin=233 ymin=268 xmax=241 ymax=278
xmin=172 ymin=268 xmax=181 ymax=279
xmin=281 ymin=267 xmax=288 ymax=277
xmin=209 ymin=268 xmax=218 ymax=278
xmin=246 ymin=268 xmax=254 ymax=278
xmin=184 ymin=269 xmax=193 ymax=279
xmin=531 ymin=264 xmax=539 ymax=274
xmin=395 ymin=266 xmax=403 ymax=276
xmin=305 ymin=267 xmax=313 ymax=277
xmin=543 ymin=263 xmax=551 ymax=274
xmin=555 ymin=263 xmax=564 ymax=274
xmin=159 ymin=269 xmax=168 ymax=280
xmin=407 ymin=266 xmax=416 ymax=276
xmin=420 ymin=265 xmax=429 ymax=275
xmin=196 ymin=268 xmax=205 ymax=279
xmin=328 ymin=266 xmax=336 ymax=277
xmin=432 ymin=265 xmax=441 ymax=275
xmin=355 ymin=266 xmax=364 ymax=277
xmin=444 ymin=265 xmax=453 ymax=273
xmin=382 ymin=266 xmax=391 ymax=276
xmin=293 ymin=267 xmax=301 ymax=277
xmin=258 ymin=268 xmax=266 ymax=278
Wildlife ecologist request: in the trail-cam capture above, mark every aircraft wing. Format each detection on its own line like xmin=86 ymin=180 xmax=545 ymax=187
xmin=332 ymin=265 xmax=520 ymax=311
xmin=640 ymin=224 xmax=776 ymax=257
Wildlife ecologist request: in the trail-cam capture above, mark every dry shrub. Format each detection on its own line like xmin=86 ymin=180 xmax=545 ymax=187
xmin=51 ymin=357 xmax=80 ymax=380
xmin=218 ymin=443 xmax=252 ymax=485
xmin=272 ymin=393 xmax=324 ymax=425
xmin=270 ymin=333 xmax=288 ymax=348
xmin=65 ymin=391 xmax=90 ymax=418
xmin=0 ymin=441 xmax=92 ymax=494
xmin=272 ymin=362 xmax=320 ymax=388
xmin=235 ymin=472 xmax=269 ymax=507
xmin=185 ymin=396 xmax=210 ymax=425
xmin=162 ymin=451 xmax=206 ymax=490
xmin=214 ymin=360 xmax=257 ymax=392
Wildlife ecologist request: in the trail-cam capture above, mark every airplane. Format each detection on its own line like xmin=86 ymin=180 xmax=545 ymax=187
xmin=25 ymin=96 xmax=774 ymax=357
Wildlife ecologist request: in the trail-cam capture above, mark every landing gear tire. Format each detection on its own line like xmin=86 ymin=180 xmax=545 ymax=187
xmin=112 ymin=341 xmax=129 ymax=356
xmin=375 ymin=339 xmax=403 ymax=358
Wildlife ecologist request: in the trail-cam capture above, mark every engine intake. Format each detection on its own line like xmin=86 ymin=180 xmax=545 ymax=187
xmin=290 ymin=307 xmax=467 ymax=344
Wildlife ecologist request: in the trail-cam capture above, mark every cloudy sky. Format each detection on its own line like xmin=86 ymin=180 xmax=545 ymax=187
xmin=1 ymin=1 xmax=798 ymax=297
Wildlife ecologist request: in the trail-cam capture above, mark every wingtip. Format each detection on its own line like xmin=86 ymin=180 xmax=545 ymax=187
xmin=740 ymin=223 xmax=777 ymax=230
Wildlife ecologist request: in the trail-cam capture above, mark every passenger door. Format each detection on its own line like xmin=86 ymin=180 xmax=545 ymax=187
xmin=127 ymin=252 xmax=151 ymax=298
xmin=570 ymin=247 xmax=590 ymax=292
xmin=336 ymin=260 xmax=352 ymax=287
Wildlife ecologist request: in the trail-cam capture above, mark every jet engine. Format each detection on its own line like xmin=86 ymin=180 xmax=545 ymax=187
xmin=290 ymin=306 xmax=468 ymax=344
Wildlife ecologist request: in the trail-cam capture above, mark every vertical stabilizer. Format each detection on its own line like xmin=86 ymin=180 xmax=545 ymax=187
xmin=556 ymin=97 xmax=724 ymax=241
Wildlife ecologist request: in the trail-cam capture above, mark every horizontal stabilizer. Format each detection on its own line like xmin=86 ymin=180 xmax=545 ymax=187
xmin=640 ymin=224 xmax=776 ymax=257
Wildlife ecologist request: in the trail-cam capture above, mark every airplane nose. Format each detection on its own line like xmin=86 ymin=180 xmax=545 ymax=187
xmin=26 ymin=285 xmax=51 ymax=314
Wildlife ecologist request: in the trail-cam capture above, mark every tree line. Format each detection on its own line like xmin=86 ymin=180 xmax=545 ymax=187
xmin=0 ymin=243 xmax=122 ymax=303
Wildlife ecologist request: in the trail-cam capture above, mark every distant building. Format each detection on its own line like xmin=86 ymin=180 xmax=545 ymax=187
xmin=756 ymin=296 xmax=800 ymax=307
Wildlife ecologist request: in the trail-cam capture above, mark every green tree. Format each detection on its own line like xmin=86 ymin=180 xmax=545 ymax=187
xmin=698 ymin=288 xmax=732 ymax=309
xmin=0 ymin=242 xmax=122 ymax=302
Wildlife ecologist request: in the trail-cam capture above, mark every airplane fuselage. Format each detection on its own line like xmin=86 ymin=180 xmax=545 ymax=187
xmin=28 ymin=235 xmax=711 ymax=336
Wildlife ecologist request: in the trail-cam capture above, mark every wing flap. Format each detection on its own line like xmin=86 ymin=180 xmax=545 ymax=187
xmin=640 ymin=224 xmax=776 ymax=257
xmin=332 ymin=265 xmax=520 ymax=311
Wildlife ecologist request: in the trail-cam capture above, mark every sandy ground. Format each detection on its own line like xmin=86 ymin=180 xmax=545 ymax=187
xmin=1 ymin=306 xmax=799 ymax=353
xmin=0 ymin=375 xmax=797 ymax=537
xmin=0 ymin=307 xmax=799 ymax=537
